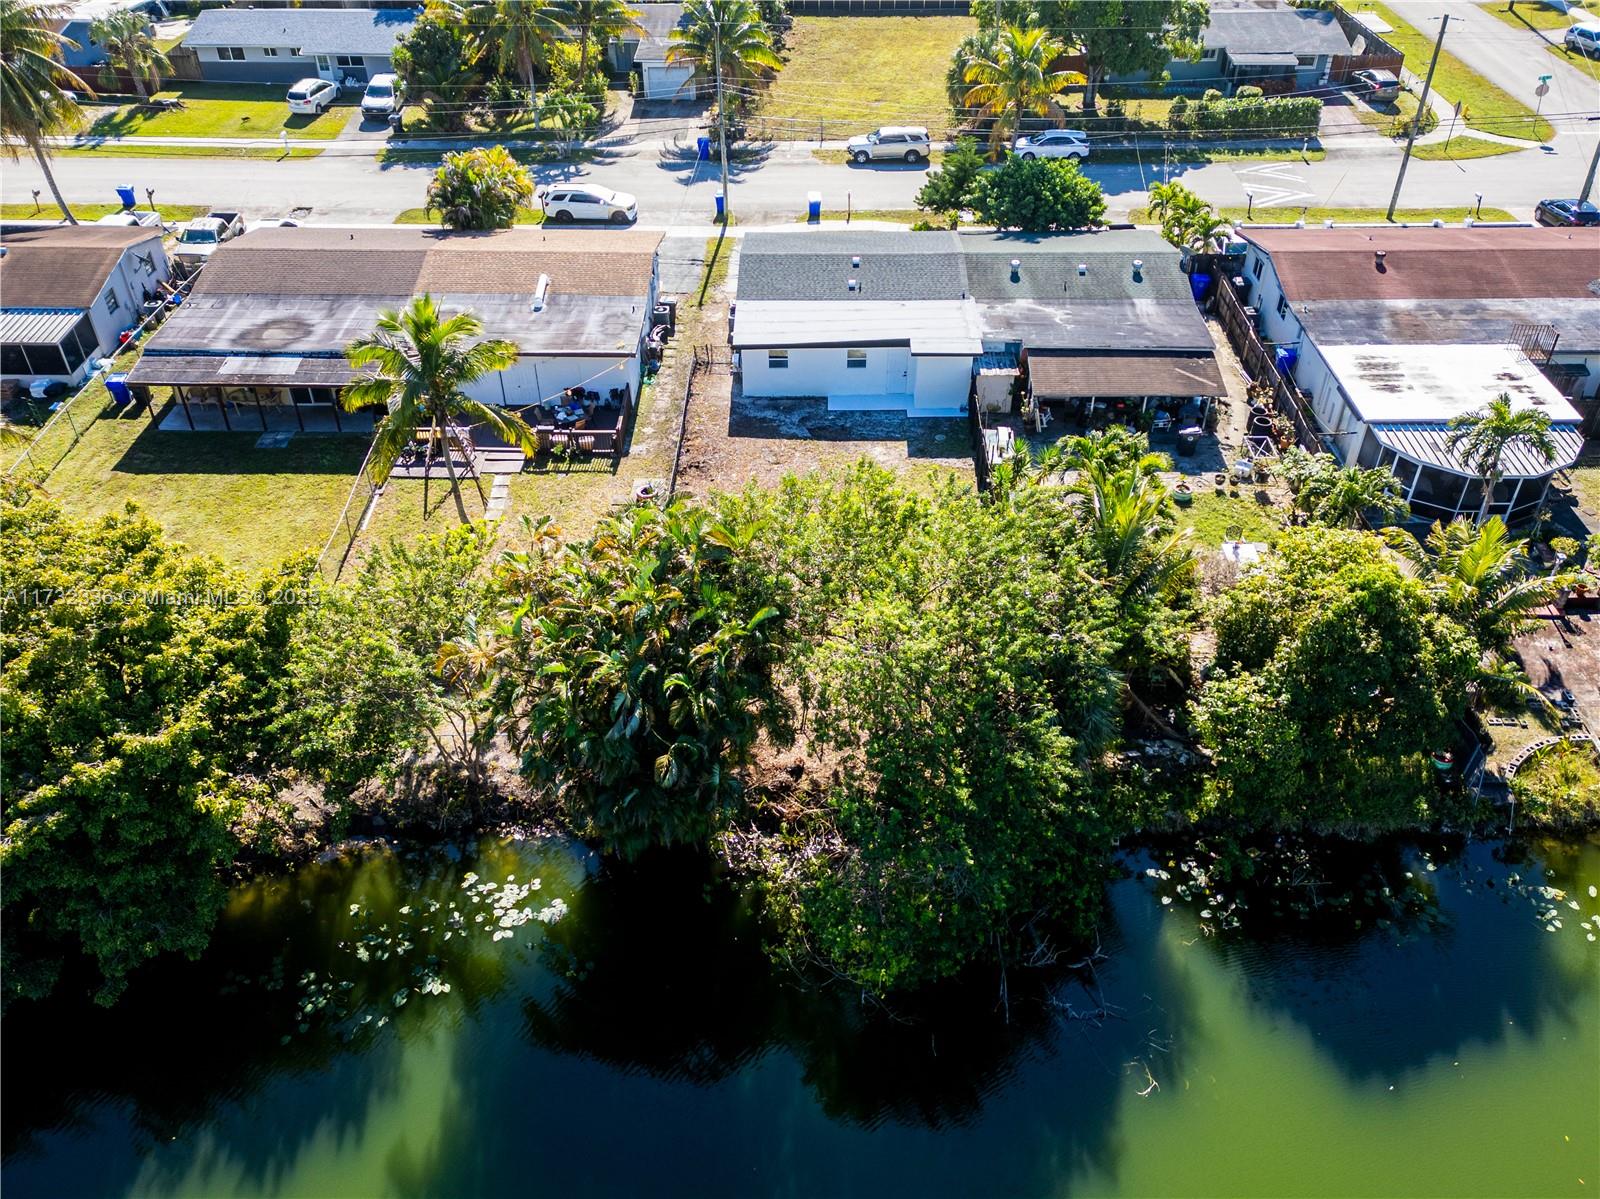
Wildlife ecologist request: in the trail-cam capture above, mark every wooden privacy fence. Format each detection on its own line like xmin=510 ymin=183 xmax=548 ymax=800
xmin=1214 ymin=279 xmax=1329 ymax=456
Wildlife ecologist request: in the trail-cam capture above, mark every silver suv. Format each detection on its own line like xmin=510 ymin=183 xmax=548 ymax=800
xmin=1565 ymin=24 xmax=1600 ymax=56
xmin=846 ymin=126 xmax=931 ymax=164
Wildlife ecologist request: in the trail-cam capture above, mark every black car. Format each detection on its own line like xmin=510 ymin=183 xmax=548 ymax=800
xmin=1534 ymin=198 xmax=1600 ymax=227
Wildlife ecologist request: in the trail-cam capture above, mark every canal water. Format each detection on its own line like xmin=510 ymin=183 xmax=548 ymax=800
xmin=4 ymin=834 xmax=1597 ymax=1198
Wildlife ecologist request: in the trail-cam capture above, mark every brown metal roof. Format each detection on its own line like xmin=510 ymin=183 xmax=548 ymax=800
xmin=1242 ymin=226 xmax=1600 ymax=301
xmin=1029 ymin=351 xmax=1225 ymax=398
xmin=0 ymin=225 xmax=164 ymax=309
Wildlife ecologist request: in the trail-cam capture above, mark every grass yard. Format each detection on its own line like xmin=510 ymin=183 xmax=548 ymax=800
xmin=794 ymin=207 xmax=929 ymax=224
xmin=86 ymin=82 xmax=356 ymax=140
xmin=1408 ymin=134 xmax=1526 ymax=159
xmin=1351 ymin=88 xmax=1436 ymax=138
xmin=393 ymin=207 xmax=544 ymax=224
xmin=376 ymin=144 xmax=597 ymax=167
xmin=1480 ymin=0 xmax=1599 ymax=33
xmin=1128 ymin=204 xmax=1517 ymax=224
xmin=63 ymin=143 xmax=323 ymax=160
xmin=0 ymin=202 xmax=206 ymax=221
xmin=1177 ymin=490 xmax=1283 ymax=548
xmin=751 ymin=15 xmax=976 ymax=136
xmin=1350 ymin=3 xmax=1554 ymax=140
xmin=1096 ymin=143 xmax=1325 ymax=163
xmin=34 ymin=388 xmax=368 ymax=569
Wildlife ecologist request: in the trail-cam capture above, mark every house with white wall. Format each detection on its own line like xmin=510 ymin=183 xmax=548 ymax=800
xmin=128 ymin=226 xmax=661 ymax=429
xmin=0 ymin=224 xmax=172 ymax=389
xmin=1238 ymin=225 xmax=1599 ymax=525
xmin=183 ymin=6 xmax=417 ymax=85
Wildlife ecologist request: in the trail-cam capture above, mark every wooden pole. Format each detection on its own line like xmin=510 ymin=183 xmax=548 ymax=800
xmin=1387 ymin=14 xmax=1448 ymax=221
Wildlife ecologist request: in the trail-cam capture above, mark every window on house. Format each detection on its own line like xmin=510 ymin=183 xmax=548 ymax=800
xmin=768 ymin=350 xmax=789 ymax=369
xmin=290 ymin=47 xmax=302 ymax=56
xmin=1251 ymin=257 xmax=1264 ymax=279
xmin=1276 ymin=292 xmax=1289 ymax=319
xmin=263 ymin=47 xmax=278 ymax=56
xmin=336 ymin=54 xmax=362 ymax=68
xmin=104 ymin=290 xmax=119 ymax=315
xmin=217 ymin=46 xmax=244 ymax=60
xmin=1198 ymin=48 xmax=1218 ymax=62
xmin=846 ymin=349 xmax=867 ymax=369
xmin=1296 ymin=55 xmax=1317 ymax=67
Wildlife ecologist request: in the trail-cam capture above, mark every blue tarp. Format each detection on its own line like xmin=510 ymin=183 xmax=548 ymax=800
xmin=1275 ymin=346 xmax=1298 ymax=376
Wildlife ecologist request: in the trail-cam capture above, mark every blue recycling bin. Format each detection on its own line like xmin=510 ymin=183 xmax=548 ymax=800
xmin=1274 ymin=345 xmax=1298 ymax=377
xmin=105 ymin=373 xmax=132 ymax=407
xmin=115 ymin=184 xmax=136 ymax=210
xmin=1188 ymin=271 xmax=1212 ymax=302
xmin=714 ymin=191 xmax=725 ymax=221
xmin=696 ymin=136 xmax=711 ymax=161
xmin=807 ymin=191 xmax=822 ymax=221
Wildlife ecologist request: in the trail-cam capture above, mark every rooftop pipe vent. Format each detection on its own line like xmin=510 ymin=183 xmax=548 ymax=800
xmin=1010 ymin=258 xmax=1021 ymax=282
xmin=1374 ymin=250 xmax=1387 ymax=271
xmin=1077 ymin=263 xmax=1087 ymax=277
xmin=532 ymin=273 xmax=550 ymax=311
xmin=851 ymin=255 xmax=861 ymax=268
xmin=847 ymin=278 xmax=859 ymax=292
xmin=1132 ymin=258 xmax=1143 ymax=281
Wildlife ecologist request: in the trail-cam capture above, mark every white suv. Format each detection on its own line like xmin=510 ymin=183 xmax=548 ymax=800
xmin=1565 ymin=23 xmax=1600 ymax=56
xmin=538 ymin=185 xmax=638 ymax=224
xmin=286 ymin=77 xmax=338 ymax=115
xmin=846 ymin=126 xmax=931 ymax=164
xmin=1012 ymin=130 xmax=1090 ymax=160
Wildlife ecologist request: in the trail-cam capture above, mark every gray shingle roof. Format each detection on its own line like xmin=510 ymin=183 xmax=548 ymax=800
xmin=184 ymin=7 xmax=418 ymax=56
xmin=736 ymin=231 xmax=967 ymax=302
xmin=632 ymin=2 xmax=686 ymax=63
xmin=960 ymin=231 xmax=1195 ymax=303
xmin=1202 ymin=4 xmax=1353 ymax=56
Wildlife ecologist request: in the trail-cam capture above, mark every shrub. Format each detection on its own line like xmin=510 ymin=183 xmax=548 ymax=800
xmin=426 ymin=145 xmax=535 ymax=230
xmin=972 ymin=154 xmax=1107 ymax=231
xmin=1511 ymin=741 xmax=1600 ymax=831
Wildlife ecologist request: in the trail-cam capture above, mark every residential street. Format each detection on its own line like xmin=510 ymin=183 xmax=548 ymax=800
xmin=3 ymin=125 xmax=1596 ymax=225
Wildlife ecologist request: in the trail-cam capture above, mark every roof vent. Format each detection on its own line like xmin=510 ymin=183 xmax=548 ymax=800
xmin=1374 ymin=250 xmax=1387 ymax=271
xmin=1431 ymin=218 xmax=1444 ymax=228
xmin=851 ymin=255 xmax=861 ymax=268
xmin=1009 ymin=258 xmax=1021 ymax=282
xmin=1131 ymin=258 xmax=1143 ymax=281
xmin=1076 ymin=263 xmax=1087 ymax=277
xmin=532 ymin=273 xmax=550 ymax=311
xmin=1323 ymin=218 xmax=1334 ymax=228
xmin=847 ymin=278 xmax=859 ymax=292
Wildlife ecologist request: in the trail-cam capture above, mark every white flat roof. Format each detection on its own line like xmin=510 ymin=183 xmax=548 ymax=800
xmin=732 ymin=299 xmax=983 ymax=355
xmin=1322 ymin=342 xmax=1580 ymax=424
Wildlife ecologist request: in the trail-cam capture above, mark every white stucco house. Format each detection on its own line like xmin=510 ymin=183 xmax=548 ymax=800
xmin=0 ymin=224 xmax=173 ymax=389
xmin=1238 ymin=225 xmax=1600 ymax=525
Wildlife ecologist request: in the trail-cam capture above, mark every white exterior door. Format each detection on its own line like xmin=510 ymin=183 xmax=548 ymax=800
xmin=315 ymin=55 xmax=335 ymax=80
xmin=883 ymin=348 xmax=910 ymax=395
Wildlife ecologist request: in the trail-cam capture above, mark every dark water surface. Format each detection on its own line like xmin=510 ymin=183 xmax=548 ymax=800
xmin=4 ymin=834 xmax=1597 ymax=1198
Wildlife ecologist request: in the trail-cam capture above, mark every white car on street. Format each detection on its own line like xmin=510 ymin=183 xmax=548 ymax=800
xmin=537 ymin=185 xmax=638 ymax=224
xmin=1011 ymin=130 xmax=1090 ymax=160
xmin=845 ymin=126 xmax=931 ymax=164
xmin=286 ymin=78 xmax=338 ymax=115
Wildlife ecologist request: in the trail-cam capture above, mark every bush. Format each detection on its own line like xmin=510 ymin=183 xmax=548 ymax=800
xmin=1511 ymin=741 xmax=1600 ymax=831
xmin=1234 ymin=84 xmax=1263 ymax=100
xmin=972 ymin=154 xmax=1107 ymax=231
xmin=426 ymin=145 xmax=535 ymax=230
xmin=1165 ymin=94 xmax=1322 ymax=139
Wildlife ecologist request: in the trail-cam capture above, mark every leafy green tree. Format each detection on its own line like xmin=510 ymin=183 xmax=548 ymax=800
xmin=341 ymin=294 xmax=539 ymax=522
xmin=276 ymin=526 xmax=496 ymax=795
xmin=1194 ymin=527 xmax=1480 ymax=833
xmin=557 ymin=0 xmax=643 ymax=86
xmin=960 ymin=22 xmax=1075 ymax=152
xmin=392 ymin=9 xmax=481 ymax=131
xmin=460 ymin=0 xmax=564 ymax=87
xmin=0 ymin=0 xmax=89 ymax=223
xmin=489 ymin=506 xmax=792 ymax=858
xmin=0 ymin=487 xmax=305 ymax=1005
xmin=89 ymin=8 xmax=168 ymax=99
xmin=425 ymin=144 xmax=535 ymax=230
xmin=1274 ymin=449 xmax=1408 ymax=528
xmin=1040 ymin=0 xmax=1208 ymax=111
xmin=972 ymin=153 xmax=1106 ymax=231
xmin=1445 ymin=394 xmax=1558 ymax=525
xmin=540 ymin=88 xmax=599 ymax=150
xmin=913 ymin=136 xmax=985 ymax=225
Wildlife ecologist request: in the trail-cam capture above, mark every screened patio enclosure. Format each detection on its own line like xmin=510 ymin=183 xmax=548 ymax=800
xmin=1362 ymin=421 xmax=1585 ymax=526
xmin=0 ymin=310 xmax=101 ymax=382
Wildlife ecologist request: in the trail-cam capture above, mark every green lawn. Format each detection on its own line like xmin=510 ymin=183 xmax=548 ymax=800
xmin=0 ymin=202 xmax=206 ymax=221
xmin=1350 ymin=3 xmax=1554 ymax=140
xmin=794 ymin=207 xmax=929 ymax=224
xmin=35 ymin=388 xmax=369 ymax=569
xmin=393 ymin=207 xmax=544 ymax=224
xmin=1095 ymin=144 xmax=1326 ymax=163
xmin=86 ymin=82 xmax=356 ymax=140
xmin=63 ymin=143 xmax=323 ymax=160
xmin=1480 ymin=0 xmax=1599 ymax=33
xmin=1351 ymin=88 xmax=1437 ymax=138
xmin=376 ymin=144 xmax=596 ymax=167
xmin=1177 ymin=490 xmax=1284 ymax=548
xmin=1128 ymin=204 xmax=1517 ymax=224
xmin=751 ymin=15 xmax=976 ymax=136
xmin=1408 ymin=134 xmax=1526 ymax=159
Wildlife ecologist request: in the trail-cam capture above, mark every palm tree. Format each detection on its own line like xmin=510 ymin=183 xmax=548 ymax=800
xmin=89 ymin=8 xmax=169 ymax=99
xmin=1301 ymin=463 xmax=1409 ymax=528
xmin=1 ymin=0 xmax=89 ymax=224
xmin=961 ymin=23 xmax=1076 ymax=154
xmin=558 ymin=0 xmax=642 ymax=86
xmin=1071 ymin=461 xmax=1194 ymax=613
xmin=342 ymin=295 xmax=540 ymax=523
xmin=1145 ymin=180 xmax=1193 ymax=227
xmin=461 ymin=0 xmax=564 ymax=87
xmin=1446 ymin=394 xmax=1558 ymax=525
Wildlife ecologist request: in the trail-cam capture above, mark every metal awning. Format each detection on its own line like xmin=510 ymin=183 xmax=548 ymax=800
xmin=127 ymin=353 xmax=362 ymax=388
xmin=0 ymin=308 xmax=84 ymax=344
xmin=1229 ymin=52 xmax=1299 ymax=67
xmin=1372 ymin=421 xmax=1585 ymax=478
xmin=1028 ymin=352 xmax=1225 ymax=399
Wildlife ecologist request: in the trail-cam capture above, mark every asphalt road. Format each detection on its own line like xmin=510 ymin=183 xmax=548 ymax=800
xmin=3 ymin=125 xmax=1596 ymax=226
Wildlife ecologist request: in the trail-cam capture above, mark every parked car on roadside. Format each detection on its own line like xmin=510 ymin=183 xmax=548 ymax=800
xmin=173 ymin=211 xmax=245 ymax=267
xmin=845 ymin=126 xmax=931 ymax=164
xmin=537 ymin=185 xmax=638 ymax=224
xmin=245 ymin=218 xmax=301 ymax=233
xmin=1350 ymin=68 xmax=1401 ymax=103
xmin=95 ymin=210 xmax=164 ymax=227
xmin=1564 ymin=23 xmax=1600 ymax=56
xmin=360 ymin=73 xmax=404 ymax=121
xmin=286 ymin=78 xmax=339 ymax=115
xmin=1011 ymin=129 xmax=1090 ymax=160
xmin=1534 ymin=198 xmax=1600 ymax=227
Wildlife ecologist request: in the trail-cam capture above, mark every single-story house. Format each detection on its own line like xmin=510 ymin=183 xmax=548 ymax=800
xmin=731 ymin=230 xmax=1222 ymax=419
xmin=53 ymin=0 xmax=164 ymax=71
xmin=1239 ymin=225 xmax=1600 ymax=524
xmin=182 ymin=6 xmax=418 ymax=85
xmin=128 ymin=226 xmax=663 ymax=430
xmin=0 ymin=224 xmax=173 ymax=389
xmin=608 ymin=2 xmax=697 ymax=100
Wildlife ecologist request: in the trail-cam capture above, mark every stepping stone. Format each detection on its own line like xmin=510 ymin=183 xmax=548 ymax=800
xmin=484 ymin=477 xmax=511 ymax=521
xmin=255 ymin=431 xmax=295 ymax=449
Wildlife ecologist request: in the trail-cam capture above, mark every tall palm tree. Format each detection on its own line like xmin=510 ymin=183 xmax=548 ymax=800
xmin=558 ymin=0 xmax=642 ymax=86
xmin=961 ymin=23 xmax=1075 ymax=153
xmin=1071 ymin=461 xmax=1193 ymax=613
xmin=88 ymin=8 xmax=168 ymax=99
xmin=341 ymin=295 xmax=540 ymax=523
xmin=462 ymin=0 xmax=564 ymax=87
xmin=0 ymin=0 xmax=89 ymax=224
xmin=1445 ymin=394 xmax=1558 ymax=525
xmin=1301 ymin=464 xmax=1409 ymax=528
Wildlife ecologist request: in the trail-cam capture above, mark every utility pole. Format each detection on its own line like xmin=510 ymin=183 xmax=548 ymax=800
xmin=714 ymin=7 xmax=730 ymax=225
xmin=1387 ymin=13 xmax=1447 ymax=222
xmin=1581 ymin=133 xmax=1600 ymax=205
